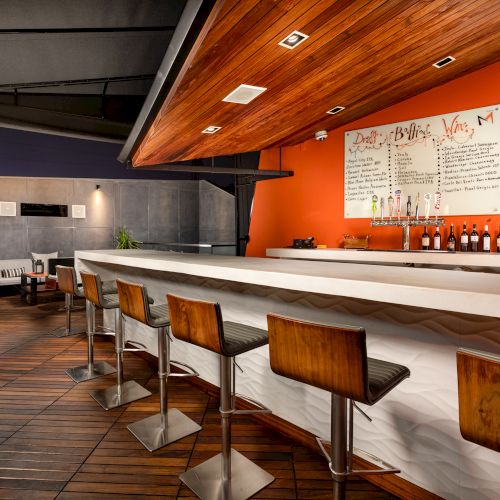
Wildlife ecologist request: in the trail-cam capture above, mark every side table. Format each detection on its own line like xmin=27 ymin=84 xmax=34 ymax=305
xmin=20 ymin=272 xmax=49 ymax=305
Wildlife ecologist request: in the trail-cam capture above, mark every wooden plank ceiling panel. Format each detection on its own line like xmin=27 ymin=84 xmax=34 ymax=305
xmin=132 ymin=0 xmax=500 ymax=166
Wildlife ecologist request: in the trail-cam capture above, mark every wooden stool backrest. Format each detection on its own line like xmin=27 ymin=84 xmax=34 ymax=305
xmin=167 ymin=293 xmax=223 ymax=354
xmin=56 ymin=265 xmax=77 ymax=295
xmin=267 ymin=313 xmax=369 ymax=402
xmin=457 ymin=348 xmax=500 ymax=452
xmin=116 ymin=279 xmax=150 ymax=325
xmin=80 ymin=271 xmax=105 ymax=306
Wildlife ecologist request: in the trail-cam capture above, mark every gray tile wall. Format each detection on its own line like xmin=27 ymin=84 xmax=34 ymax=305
xmin=0 ymin=176 xmax=224 ymax=260
xmin=199 ymin=180 xmax=236 ymax=243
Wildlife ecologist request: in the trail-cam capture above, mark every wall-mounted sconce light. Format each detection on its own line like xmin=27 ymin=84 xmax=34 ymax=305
xmin=96 ymin=184 xmax=101 ymax=191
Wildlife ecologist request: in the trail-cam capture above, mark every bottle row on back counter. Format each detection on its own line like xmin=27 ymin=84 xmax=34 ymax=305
xmin=422 ymin=224 xmax=500 ymax=252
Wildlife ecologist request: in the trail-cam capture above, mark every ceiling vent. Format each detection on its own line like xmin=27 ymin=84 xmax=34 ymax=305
xmin=222 ymin=84 xmax=267 ymax=104
xmin=433 ymin=56 xmax=455 ymax=68
xmin=278 ymin=30 xmax=309 ymax=49
xmin=202 ymin=125 xmax=221 ymax=134
xmin=326 ymin=106 xmax=345 ymax=115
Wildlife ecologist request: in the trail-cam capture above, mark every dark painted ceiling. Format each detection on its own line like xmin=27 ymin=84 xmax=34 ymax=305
xmin=0 ymin=0 xmax=187 ymax=142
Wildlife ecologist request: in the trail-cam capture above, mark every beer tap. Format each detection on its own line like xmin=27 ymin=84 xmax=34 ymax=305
xmin=380 ymin=197 xmax=385 ymax=220
xmin=371 ymin=195 xmax=378 ymax=220
xmin=415 ymin=192 xmax=420 ymax=220
xmin=424 ymin=193 xmax=431 ymax=219
xmin=387 ymin=195 xmax=394 ymax=220
xmin=395 ymin=190 xmax=402 ymax=221
xmin=434 ymin=191 xmax=441 ymax=221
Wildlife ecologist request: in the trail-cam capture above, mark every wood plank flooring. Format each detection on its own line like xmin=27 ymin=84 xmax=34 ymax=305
xmin=0 ymin=294 xmax=399 ymax=499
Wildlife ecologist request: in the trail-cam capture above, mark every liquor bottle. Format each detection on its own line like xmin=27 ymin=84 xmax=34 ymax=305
xmin=447 ymin=224 xmax=456 ymax=252
xmin=460 ymin=223 xmax=469 ymax=252
xmin=482 ymin=225 xmax=491 ymax=252
xmin=470 ymin=224 xmax=479 ymax=252
xmin=422 ymin=227 xmax=430 ymax=250
xmin=433 ymin=227 xmax=441 ymax=250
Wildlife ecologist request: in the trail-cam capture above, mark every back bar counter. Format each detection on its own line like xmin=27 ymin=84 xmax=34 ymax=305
xmin=75 ymin=249 xmax=500 ymax=500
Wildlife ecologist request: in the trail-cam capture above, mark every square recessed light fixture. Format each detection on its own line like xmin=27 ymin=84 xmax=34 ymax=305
xmin=278 ymin=30 xmax=309 ymax=49
xmin=433 ymin=55 xmax=455 ymax=68
xmin=326 ymin=106 xmax=345 ymax=115
xmin=222 ymin=84 xmax=267 ymax=104
xmin=202 ymin=125 xmax=222 ymax=134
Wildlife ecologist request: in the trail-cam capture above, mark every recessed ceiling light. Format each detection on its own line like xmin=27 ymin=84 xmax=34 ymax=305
xmin=202 ymin=125 xmax=221 ymax=134
xmin=222 ymin=84 xmax=267 ymax=104
xmin=278 ymin=30 xmax=309 ymax=49
xmin=433 ymin=56 xmax=455 ymax=68
xmin=326 ymin=106 xmax=345 ymax=115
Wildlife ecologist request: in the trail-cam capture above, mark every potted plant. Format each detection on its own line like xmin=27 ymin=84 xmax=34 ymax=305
xmin=115 ymin=227 xmax=142 ymax=249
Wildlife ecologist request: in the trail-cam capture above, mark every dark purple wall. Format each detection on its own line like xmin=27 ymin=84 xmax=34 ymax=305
xmin=0 ymin=127 xmax=196 ymax=180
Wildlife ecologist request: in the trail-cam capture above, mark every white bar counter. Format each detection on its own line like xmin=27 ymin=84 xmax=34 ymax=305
xmin=267 ymin=246 xmax=500 ymax=270
xmin=75 ymin=249 xmax=500 ymax=500
xmin=75 ymin=249 xmax=500 ymax=318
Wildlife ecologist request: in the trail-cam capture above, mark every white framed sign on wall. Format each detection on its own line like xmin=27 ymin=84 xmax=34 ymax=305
xmin=344 ymin=104 xmax=500 ymax=218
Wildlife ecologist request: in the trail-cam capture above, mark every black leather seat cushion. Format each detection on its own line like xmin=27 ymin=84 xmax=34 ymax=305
xmin=367 ymin=358 xmax=410 ymax=404
xmin=101 ymin=293 xmax=120 ymax=310
xmin=221 ymin=321 xmax=268 ymax=356
xmin=148 ymin=304 xmax=169 ymax=328
xmin=76 ymin=280 xmax=116 ymax=299
xmin=102 ymin=280 xmax=118 ymax=295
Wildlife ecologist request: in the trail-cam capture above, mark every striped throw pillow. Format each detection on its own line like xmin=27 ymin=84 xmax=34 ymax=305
xmin=1 ymin=267 xmax=25 ymax=278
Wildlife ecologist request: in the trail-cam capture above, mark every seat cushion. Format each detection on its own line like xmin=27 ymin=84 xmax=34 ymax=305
xmin=367 ymin=358 xmax=410 ymax=404
xmin=101 ymin=293 xmax=120 ymax=309
xmin=222 ymin=321 xmax=268 ymax=356
xmin=102 ymin=280 xmax=118 ymax=295
xmin=148 ymin=304 xmax=169 ymax=328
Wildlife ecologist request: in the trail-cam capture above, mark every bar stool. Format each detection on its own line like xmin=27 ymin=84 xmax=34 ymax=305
xmin=52 ymin=265 xmax=86 ymax=337
xmin=457 ymin=348 xmax=500 ymax=452
xmin=167 ymin=293 xmax=274 ymax=500
xmin=116 ymin=279 xmax=201 ymax=452
xmin=267 ymin=313 xmax=410 ymax=500
xmin=65 ymin=271 xmax=118 ymax=383
xmin=81 ymin=271 xmax=152 ymax=410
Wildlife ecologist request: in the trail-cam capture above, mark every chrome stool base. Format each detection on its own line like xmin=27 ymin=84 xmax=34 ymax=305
xmin=65 ymin=361 xmax=116 ymax=383
xmin=128 ymin=408 xmax=201 ymax=452
xmin=50 ymin=325 xmax=85 ymax=337
xmin=180 ymin=448 xmax=274 ymax=500
xmin=89 ymin=380 xmax=151 ymax=410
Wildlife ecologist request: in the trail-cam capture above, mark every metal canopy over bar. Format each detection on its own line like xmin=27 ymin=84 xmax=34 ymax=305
xmin=118 ymin=0 xmax=216 ymax=164
xmin=128 ymin=162 xmax=293 ymax=180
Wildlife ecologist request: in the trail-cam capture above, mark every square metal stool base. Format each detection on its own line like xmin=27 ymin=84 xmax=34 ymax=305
xmin=65 ymin=361 xmax=117 ymax=383
xmin=128 ymin=408 xmax=201 ymax=451
xmin=50 ymin=326 xmax=85 ymax=338
xmin=89 ymin=380 xmax=151 ymax=410
xmin=180 ymin=448 xmax=274 ymax=500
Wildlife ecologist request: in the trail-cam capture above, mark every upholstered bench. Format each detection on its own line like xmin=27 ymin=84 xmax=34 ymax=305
xmin=0 ymin=259 xmax=32 ymax=286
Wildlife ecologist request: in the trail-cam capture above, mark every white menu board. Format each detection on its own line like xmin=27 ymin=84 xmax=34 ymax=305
xmin=344 ymin=104 xmax=500 ymax=218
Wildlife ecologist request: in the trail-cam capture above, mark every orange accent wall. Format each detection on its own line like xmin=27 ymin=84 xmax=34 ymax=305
xmin=247 ymin=62 xmax=500 ymax=256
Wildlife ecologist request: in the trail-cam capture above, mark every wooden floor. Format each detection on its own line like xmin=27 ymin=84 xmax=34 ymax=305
xmin=0 ymin=293 xmax=399 ymax=499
